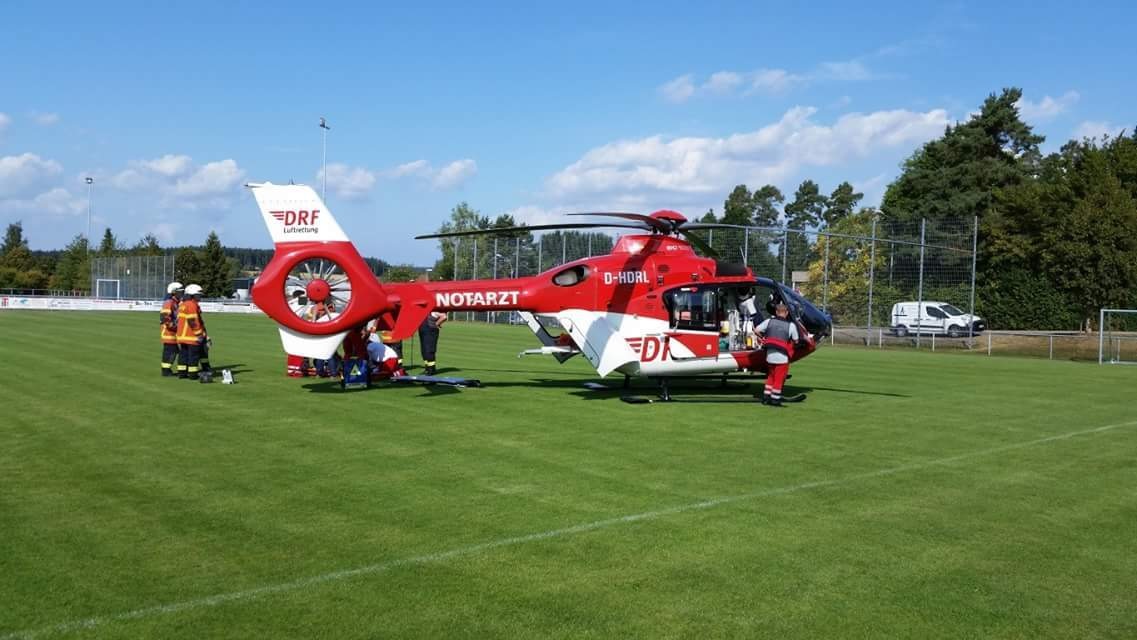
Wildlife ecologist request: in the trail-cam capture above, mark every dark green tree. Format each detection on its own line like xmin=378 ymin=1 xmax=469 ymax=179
xmin=699 ymin=209 xmax=716 ymax=223
xmin=721 ymin=185 xmax=755 ymax=225
xmin=382 ymin=265 xmax=420 ymax=283
xmin=49 ymin=235 xmax=90 ymax=292
xmin=823 ymin=181 xmax=863 ymax=226
xmin=132 ymin=234 xmax=163 ymax=256
xmin=199 ymin=231 xmax=235 ymax=298
xmin=2 ymin=222 xmax=28 ymax=255
xmin=784 ymin=180 xmax=827 ymax=229
xmin=431 ymin=202 xmax=490 ymax=280
xmin=752 ymin=185 xmax=784 ymax=227
xmin=174 ymin=248 xmax=203 ymax=286
xmin=782 ymin=180 xmax=827 ymax=270
xmin=1039 ymin=144 xmax=1137 ymax=329
xmin=98 ymin=228 xmax=120 ymax=257
xmin=882 ymin=87 xmax=1043 ymax=224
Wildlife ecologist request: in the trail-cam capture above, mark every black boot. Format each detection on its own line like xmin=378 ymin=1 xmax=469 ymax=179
xmin=162 ymin=368 xmax=173 ymax=377
xmin=424 ymin=365 xmax=437 ymax=376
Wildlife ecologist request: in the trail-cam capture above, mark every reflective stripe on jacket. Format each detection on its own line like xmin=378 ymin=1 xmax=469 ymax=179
xmin=761 ymin=317 xmax=796 ymax=359
xmin=176 ymin=299 xmax=205 ymax=344
xmin=160 ymin=297 xmax=179 ymax=344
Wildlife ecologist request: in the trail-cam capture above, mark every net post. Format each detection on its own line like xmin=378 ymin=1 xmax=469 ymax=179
xmin=1099 ymin=308 xmax=1105 ymax=365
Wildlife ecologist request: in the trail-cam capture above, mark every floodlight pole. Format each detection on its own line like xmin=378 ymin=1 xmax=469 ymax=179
xmin=916 ymin=218 xmax=926 ymax=349
xmin=968 ymin=214 xmax=979 ymax=341
xmin=85 ymin=177 xmax=94 ymax=251
xmin=319 ymin=117 xmax=331 ymax=201
xmin=866 ymin=215 xmax=878 ymax=346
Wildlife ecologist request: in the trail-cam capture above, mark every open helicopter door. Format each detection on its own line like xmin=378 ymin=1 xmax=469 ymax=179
xmin=555 ymin=310 xmax=639 ymax=377
xmin=517 ymin=312 xmax=581 ymax=363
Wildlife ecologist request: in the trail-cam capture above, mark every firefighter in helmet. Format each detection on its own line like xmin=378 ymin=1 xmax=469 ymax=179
xmin=176 ymin=284 xmax=208 ymax=379
xmin=160 ymin=282 xmax=183 ymax=376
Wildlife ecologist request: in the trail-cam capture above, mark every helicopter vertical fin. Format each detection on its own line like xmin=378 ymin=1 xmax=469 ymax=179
xmin=555 ymin=310 xmax=639 ymax=377
xmin=247 ymin=182 xmax=349 ymax=244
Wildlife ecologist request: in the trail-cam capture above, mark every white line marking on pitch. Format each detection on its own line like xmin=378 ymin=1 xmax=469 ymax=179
xmin=5 ymin=419 xmax=1135 ymax=640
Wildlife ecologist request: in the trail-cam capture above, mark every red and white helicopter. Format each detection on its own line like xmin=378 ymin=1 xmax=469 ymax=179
xmin=248 ymin=182 xmax=831 ymax=398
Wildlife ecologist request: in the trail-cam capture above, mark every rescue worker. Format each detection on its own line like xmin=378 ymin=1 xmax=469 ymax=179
xmin=418 ymin=311 xmax=447 ymax=376
xmin=754 ymin=301 xmax=799 ymax=407
xmin=176 ymin=284 xmax=207 ymax=380
xmin=160 ymin=282 xmax=183 ymax=376
xmin=738 ymin=290 xmax=761 ymax=348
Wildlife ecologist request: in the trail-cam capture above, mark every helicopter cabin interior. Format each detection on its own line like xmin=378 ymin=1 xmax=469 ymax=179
xmin=663 ymin=282 xmax=785 ymax=353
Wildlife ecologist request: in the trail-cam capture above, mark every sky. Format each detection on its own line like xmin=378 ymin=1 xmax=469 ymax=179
xmin=1 ymin=0 xmax=1134 ymax=265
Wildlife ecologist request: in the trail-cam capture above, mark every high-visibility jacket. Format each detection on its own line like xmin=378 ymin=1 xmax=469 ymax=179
xmin=176 ymin=298 xmax=206 ymax=345
xmin=160 ymin=296 xmax=179 ymax=344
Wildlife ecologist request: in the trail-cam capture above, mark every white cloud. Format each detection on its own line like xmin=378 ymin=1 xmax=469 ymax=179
xmin=0 ymin=153 xmax=64 ymax=198
xmin=172 ymin=159 xmax=245 ymax=197
xmin=1016 ymin=91 xmax=1080 ymax=121
xmin=747 ymin=68 xmax=803 ymax=93
xmin=317 ymin=163 xmax=377 ymax=200
xmin=659 ymin=59 xmax=872 ymax=103
xmin=546 ymin=105 xmax=949 ymax=206
xmin=432 ymin=159 xmax=478 ymax=190
xmin=110 ymin=155 xmax=246 ymax=204
xmin=389 ymin=159 xmax=432 ymax=179
xmin=140 ymin=154 xmax=193 ymax=177
xmin=659 ymin=74 xmax=696 ymax=103
xmin=31 ymin=187 xmax=85 ymax=215
xmin=704 ymin=71 xmax=744 ymax=94
xmin=146 ymin=222 xmax=178 ymax=243
xmin=503 ymin=205 xmax=561 ymax=227
xmin=817 ymin=60 xmax=872 ymax=81
xmin=1073 ymin=120 xmax=1125 ymax=141
xmin=31 ymin=112 xmax=60 ymax=126
xmin=380 ymin=158 xmax=478 ymax=190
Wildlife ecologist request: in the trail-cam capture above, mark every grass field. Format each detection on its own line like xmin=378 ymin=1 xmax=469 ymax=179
xmin=2 ymin=310 xmax=1136 ymax=639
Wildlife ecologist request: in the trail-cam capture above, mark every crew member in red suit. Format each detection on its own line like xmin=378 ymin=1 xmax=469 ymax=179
xmin=754 ymin=302 xmax=799 ymax=407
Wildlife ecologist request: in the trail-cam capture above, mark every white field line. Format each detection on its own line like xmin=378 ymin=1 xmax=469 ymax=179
xmin=5 ymin=419 xmax=1135 ymax=640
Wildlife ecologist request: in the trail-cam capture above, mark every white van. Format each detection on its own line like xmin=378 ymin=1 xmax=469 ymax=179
xmin=890 ymin=301 xmax=985 ymax=337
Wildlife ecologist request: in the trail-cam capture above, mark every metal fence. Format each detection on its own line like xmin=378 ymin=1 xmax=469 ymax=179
xmin=89 ymin=255 xmax=176 ymax=300
xmin=438 ymin=216 xmax=980 ymax=332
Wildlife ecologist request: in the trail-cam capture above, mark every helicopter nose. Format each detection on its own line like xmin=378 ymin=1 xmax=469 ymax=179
xmin=777 ymin=284 xmax=831 ymax=339
xmin=804 ymin=305 xmax=832 ymax=339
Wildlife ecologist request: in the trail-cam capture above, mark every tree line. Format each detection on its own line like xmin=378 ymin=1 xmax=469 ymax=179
xmin=0 ymin=226 xmax=390 ymax=297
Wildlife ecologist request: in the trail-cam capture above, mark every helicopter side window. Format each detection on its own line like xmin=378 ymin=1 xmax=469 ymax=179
xmin=553 ymin=265 xmax=590 ymax=287
xmin=665 ymin=286 xmax=718 ymax=331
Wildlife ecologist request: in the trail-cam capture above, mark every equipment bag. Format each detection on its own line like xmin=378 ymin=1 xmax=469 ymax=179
xmin=341 ymin=358 xmax=371 ymax=390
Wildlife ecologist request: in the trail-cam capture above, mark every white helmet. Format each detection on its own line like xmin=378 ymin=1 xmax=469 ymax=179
xmin=185 ymin=284 xmax=204 ymax=296
xmin=167 ymin=281 xmax=184 ymax=294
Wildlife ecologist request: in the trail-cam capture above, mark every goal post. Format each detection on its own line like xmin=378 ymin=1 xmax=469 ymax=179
xmin=1099 ymin=308 xmax=1137 ymax=365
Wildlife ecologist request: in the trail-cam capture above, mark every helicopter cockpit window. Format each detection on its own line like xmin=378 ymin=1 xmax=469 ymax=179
xmin=665 ymin=286 xmax=718 ymax=331
xmin=552 ymin=265 xmax=590 ymax=287
xmin=776 ymin=284 xmax=805 ymax=319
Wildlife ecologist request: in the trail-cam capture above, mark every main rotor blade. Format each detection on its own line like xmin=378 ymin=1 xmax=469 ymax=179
xmin=679 ymin=223 xmax=753 ymax=231
xmin=566 ymin=212 xmax=673 ymax=234
xmin=415 ymin=222 xmax=646 ymax=240
xmin=678 ymin=228 xmax=720 ymax=259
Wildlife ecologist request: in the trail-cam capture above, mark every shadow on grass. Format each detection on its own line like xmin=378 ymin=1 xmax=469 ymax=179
xmin=210 ymin=363 xmax=253 ymax=375
xmin=299 ymin=371 xmax=909 ymax=402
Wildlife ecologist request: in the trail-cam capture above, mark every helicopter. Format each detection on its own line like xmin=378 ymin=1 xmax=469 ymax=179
xmin=247 ymin=182 xmax=832 ymax=399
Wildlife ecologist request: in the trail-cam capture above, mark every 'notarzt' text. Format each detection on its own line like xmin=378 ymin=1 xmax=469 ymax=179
xmin=435 ymin=291 xmax=520 ymax=308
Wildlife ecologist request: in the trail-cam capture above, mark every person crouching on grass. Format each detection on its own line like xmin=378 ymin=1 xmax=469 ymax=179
xmin=754 ymin=302 xmax=799 ymax=407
